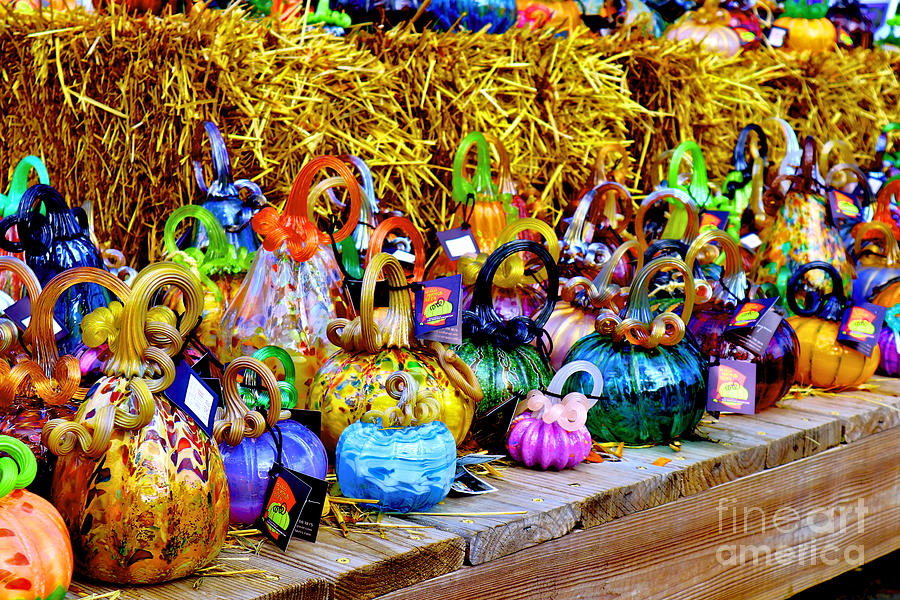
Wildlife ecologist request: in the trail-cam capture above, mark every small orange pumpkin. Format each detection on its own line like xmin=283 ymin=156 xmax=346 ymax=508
xmin=773 ymin=1 xmax=836 ymax=53
xmin=787 ymin=262 xmax=879 ymax=389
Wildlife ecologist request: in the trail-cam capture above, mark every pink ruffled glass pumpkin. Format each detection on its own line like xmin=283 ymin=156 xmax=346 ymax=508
xmin=506 ymin=361 xmax=602 ymax=471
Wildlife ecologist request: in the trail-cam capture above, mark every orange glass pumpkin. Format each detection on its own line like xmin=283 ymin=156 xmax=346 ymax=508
xmin=773 ymin=1 xmax=836 ymax=53
xmin=0 ymin=435 xmax=73 ymax=600
xmin=786 ymin=262 xmax=879 ymax=389
xmin=667 ymin=0 xmax=743 ymax=56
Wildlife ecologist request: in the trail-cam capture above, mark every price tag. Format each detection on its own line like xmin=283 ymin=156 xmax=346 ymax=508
xmin=767 ymin=26 xmax=789 ymax=48
xmin=699 ymin=210 xmax=730 ymax=231
xmin=436 ymin=227 xmax=479 ymax=261
xmin=3 ymin=298 xmax=67 ymax=342
xmin=261 ymin=464 xmax=328 ymax=550
xmin=165 ymin=362 xmax=219 ymax=438
xmin=390 ymin=248 xmax=416 ymax=265
xmin=707 ymin=359 xmax=756 ymax=415
xmin=414 ymin=275 xmax=463 ymax=345
xmin=828 ymin=190 xmax=861 ymax=225
xmin=837 ymin=302 xmax=886 ymax=357
xmin=740 ymin=233 xmax=763 ymax=251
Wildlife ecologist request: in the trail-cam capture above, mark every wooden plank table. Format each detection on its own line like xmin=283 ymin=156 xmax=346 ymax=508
xmin=68 ymin=383 xmax=900 ymax=600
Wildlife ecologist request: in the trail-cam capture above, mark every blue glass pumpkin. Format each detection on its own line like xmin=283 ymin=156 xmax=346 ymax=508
xmin=335 ymin=373 xmax=456 ymax=513
xmin=563 ymin=257 xmax=707 ymax=445
xmin=0 ymin=184 xmax=108 ymax=354
xmin=851 ymin=221 xmax=900 ymax=304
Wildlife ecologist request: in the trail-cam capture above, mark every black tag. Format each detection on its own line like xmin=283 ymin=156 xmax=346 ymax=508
xmin=837 ymin=302 xmax=886 ymax=357
xmin=726 ymin=307 xmax=783 ymax=357
xmin=707 ymin=359 xmax=756 ymax=414
xmin=828 ymin=190 xmax=861 ymax=225
xmin=470 ymin=395 xmax=521 ymax=452
xmin=164 ymin=362 xmax=219 ymax=438
xmin=288 ymin=409 xmax=322 ymax=439
xmin=260 ymin=464 xmax=327 ymax=549
xmin=699 ymin=210 xmax=730 ymax=231
xmin=414 ymin=274 xmax=463 ymax=345
xmin=436 ymin=227 xmax=479 ymax=260
xmin=450 ymin=467 xmax=498 ymax=495
xmin=4 ymin=298 xmax=68 ymax=342
xmin=767 ymin=26 xmax=788 ymax=48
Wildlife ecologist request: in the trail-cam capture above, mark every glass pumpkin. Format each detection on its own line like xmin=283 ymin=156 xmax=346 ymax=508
xmin=870 ymin=179 xmax=900 ymax=240
xmin=827 ymin=0 xmax=873 ymax=47
xmin=876 ymin=302 xmax=900 ymax=376
xmin=164 ymin=205 xmax=254 ymax=353
xmin=0 ymin=184 xmax=109 ymax=355
xmin=635 ymin=188 xmax=701 ymax=251
xmin=558 ymin=181 xmax=633 ymax=284
xmin=751 ymin=136 xmax=852 ymax=302
xmin=429 ymin=0 xmax=518 ymax=32
xmin=786 ymin=261 xmax=879 ymax=389
xmin=559 ymin=144 xmax=632 ymax=230
xmin=458 ymin=218 xmax=560 ymax=322
xmin=427 ymin=132 xmax=517 ymax=280
xmin=309 ymin=253 xmax=482 ymax=451
xmin=685 ymin=229 xmax=799 ymax=412
xmin=563 ymin=256 xmax=707 ymax=445
xmin=666 ymin=0 xmax=743 ymax=56
xmin=545 ymin=240 xmax=643 ymax=370
xmin=336 ymin=372 xmax=456 ymax=513
xmin=774 ymin=0 xmax=837 ymax=53
xmin=0 ymin=156 xmax=48 ymax=300
xmin=41 ymin=263 xmax=229 ymax=584
xmin=454 ymin=240 xmax=558 ymax=419
xmin=191 ymin=120 xmax=263 ymax=253
xmin=851 ymin=222 xmax=900 ymax=304
xmin=506 ymin=361 xmax=601 ymax=471
xmin=723 ymin=124 xmax=768 ymax=245
xmin=219 ymin=157 xmax=359 ymax=400
xmin=217 ymin=356 xmax=327 ymax=526
xmin=0 ymin=435 xmax=73 ymax=600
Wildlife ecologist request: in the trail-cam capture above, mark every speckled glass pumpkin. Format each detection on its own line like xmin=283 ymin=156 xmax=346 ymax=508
xmin=752 ymin=137 xmax=852 ymax=302
xmin=506 ymin=361 xmax=601 ymax=470
xmin=336 ymin=373 xmax=456 ymax=513
xmin=685 ymin=230 xmax=799 ymax=412
xmin=454 ymin=240 xmax=558 ymax=417
xmin=42 ymin=264 xmax=229 ymax=584
xmin=786 ymin=262 xmax=879 ymax=389
xmin=309 ymin=254 xmax=481 ymax=451
xmin=563 ymin=257 xmax=707 ymax=445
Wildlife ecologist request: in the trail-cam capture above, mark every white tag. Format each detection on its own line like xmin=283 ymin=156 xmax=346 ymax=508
xmin=740 ymin=233 xmax=763 ymax=251
xmin=184 ymin=374 xmax=215 ymax=423
xmin=445 ymin=236 xmax=478 ymax=258
xmin=767 ymin=26 xmax=788 ymax=48
xmin=21 ymin=315 xmax=63 ymax=336
xmin=392 ymin=249 xmax=416 ymax=264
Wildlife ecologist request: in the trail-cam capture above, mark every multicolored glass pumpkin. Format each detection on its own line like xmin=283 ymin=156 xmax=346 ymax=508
xmin=876 ymin=302 xmax=900 ymax=376
xmin=563 ymin=257 xmax=707 ymax=445
xmin=0 ymin=184 xmax=109 ymax=355
xmin=309 ymin=253 xmax=481 ymax=451
xmin=454 ymin=240 xmax=557 ymax=418
xmin=751 ymin=136 xmax=852 ymax=302
xmin=0 ymin=435 xmax=73 ymax=600
xmin=164 ymin=205 xmax=254 ymax=352
xmin=685 ymin=230 xmax=799 ymax=412
xmin=506 ymin=361 xmax=601 ymax=471
xmin=41 ymin=263 xmax=229 ymax=584
xmin=217 ymin=357 xmax=327 ymax=526
xmin=191 ymin=121 xmax=264 ymax=253
xmin=773 ymin=0 xmax=837 ymax=53
xmin=336 ymin=371 xmax=456 ymax=513
xmin=545 ymin=240 xmax=642 ymax=370
xmin=219 ymin=157 xmax=359 ymax=400
xmin=427 ymin=133 xmax=517 ymax=279
xmin=558 ymin=181 xmax=633 ymax=283
xmin=786 ymin=261 xmax=879 ymax=389
xmin=459 ymin=218 xmax=560 ymax=321
xmin=666 ymin=0 xmax=744 ymax=56
xmin=851 ymin=221 xmax=900 ymax=305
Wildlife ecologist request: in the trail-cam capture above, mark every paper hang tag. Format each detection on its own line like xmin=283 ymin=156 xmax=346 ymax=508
xmin=699 ymin=210 xmax=731 ymax=231
xmin=4 ymin=298 xmax=68 ymax=342
xmin=390 ymin=248 xmax=416 ymax=265
xmin=260 ymin=464 xmax=328 ymax=550
xmin=414 ymin=274 xmax=463 ymax=345
xmin=727 ymin=298 xmax=777 ymax=331
xmin=436 ymin=227 xmax=479 ymax=261
xmin=164 ymin=362 xmax=219 ymax=439
xmin=828 ymin=190 xmax=861 ymax=224
xmin=867 ymin=174 xmax=884 ymax=195
xmin=726 ymin=300 xmax=783 ymax=358
xmin=707 ymin=359 xmax=757 ymax=415
xmin=767 ymin=26 xmax=788 ymax=48
xmin=450 ymin=467 xmax=498 ymax=496
xmin=182 ymin=349 xmax=225 ymax=400
xmin=837 ymin=302 xmax=886 ymax=357
xmin=740 ymin=232 xmax=763 ymax=252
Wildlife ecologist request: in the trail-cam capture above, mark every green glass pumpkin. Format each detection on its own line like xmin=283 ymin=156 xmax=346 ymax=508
xmin=454 ymin=240 xmax=558 ymax=417
xmin=308 ymin=253 xmax=482 ymax=452
xmin=563 ymin=257 xmax=707 ymax=445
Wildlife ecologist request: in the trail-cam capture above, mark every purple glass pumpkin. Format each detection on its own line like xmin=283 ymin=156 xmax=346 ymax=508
xmin=877 ymin=302 xmax=900 ymax=377
xmin=506 ymin=361 xmax=601 ymax=471
xmin=220 ymin=419 xmax=327 ymax=526
xmin=851 ymin=222 xmax=900 ymax=305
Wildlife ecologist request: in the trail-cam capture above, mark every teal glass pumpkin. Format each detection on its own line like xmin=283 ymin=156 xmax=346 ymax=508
xmin=454 ymin=240 xmax=558 ymax=418
xmin=563 ymin=257 xmax=707 ymax=445
xmin=335 ymin=373 xmax=456 ymax=513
